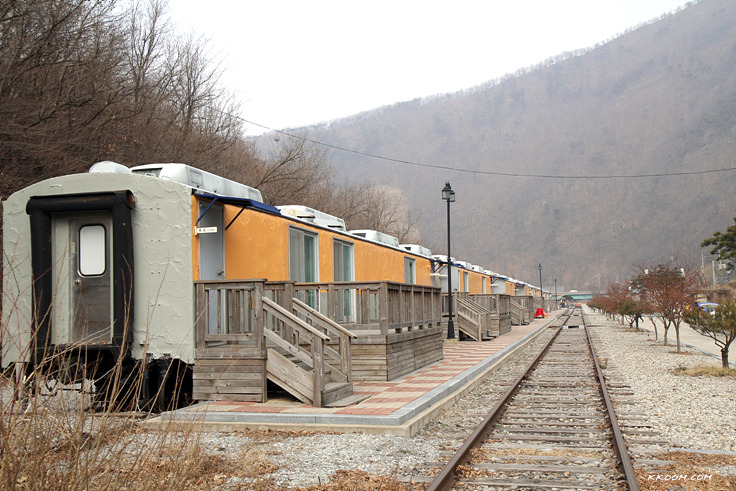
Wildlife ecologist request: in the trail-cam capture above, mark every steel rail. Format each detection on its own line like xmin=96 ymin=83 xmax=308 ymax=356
xmin=584 ymin=315 xmax=641 ymax=491
xmin=424 ymin=317 xmax=568 ymax=491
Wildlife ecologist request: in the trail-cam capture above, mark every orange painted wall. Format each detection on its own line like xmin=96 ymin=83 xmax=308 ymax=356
xmin=193 ymin=201 xmax=434 ymax=285
xmin=352 ymin=239 xmax=431 ymax=284
xmin=417 ymin=258 xmax=432 ymax=285
xmin=466 ymin=270 xmax=484 ymax=294
xmin=223 ymin=205 xmax=290 ymax=280
xmin=451 ymin=269 xmax=495 ymax=294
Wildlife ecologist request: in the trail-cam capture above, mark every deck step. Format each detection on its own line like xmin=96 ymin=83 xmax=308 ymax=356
xmin=321 ymin=381 xmax=355 ymax=406
xmin=324 ymin=393 xmax=371 ymax=408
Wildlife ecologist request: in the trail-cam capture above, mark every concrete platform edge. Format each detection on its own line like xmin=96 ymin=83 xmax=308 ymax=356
xmin=144 ymin=317 xmax=559 ymax=436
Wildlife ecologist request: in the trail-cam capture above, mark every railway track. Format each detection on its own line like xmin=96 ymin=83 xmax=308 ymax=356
xmin=421 ymin=309 xmax=641 ymax=490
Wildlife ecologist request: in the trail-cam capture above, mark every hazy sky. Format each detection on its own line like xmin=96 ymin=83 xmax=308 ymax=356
xmin=168 ymin=0 xmax=688 ymax=135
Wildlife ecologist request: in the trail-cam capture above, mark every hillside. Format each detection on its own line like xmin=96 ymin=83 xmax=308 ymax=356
xmin=297 ymin=0 xmax=736 ymax=291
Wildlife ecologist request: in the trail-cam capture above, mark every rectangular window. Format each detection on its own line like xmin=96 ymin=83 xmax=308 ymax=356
xmin=290 ymin=227 xmax=319 ymax=308
xmin=289 ymin=228 xmax=318 ymax=282
xmin=482 ymin=277 xmax=487 ymax=294
xmin=333 ymin=240 xmax=353 ymax=282
xmin=404 ymin=257 xmax=416 ymax=284
xmin=78 ymin=224 xmax=106 ymax=276
xmin=463 ymin=271 xmax=469 ymax=292
xmin=333 ymin=240 xmax=354 ymax=322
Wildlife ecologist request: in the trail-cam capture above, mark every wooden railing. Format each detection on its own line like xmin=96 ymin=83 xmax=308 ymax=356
xmin=261 ymin=296 xmax=329 ymax=406
xmin=195 ymin=279 xmax=265 ymax=349
xmin=510 ymin=298 xmax=527 ymax=325
xmin=195 ymin=279 xmax=353 ymax=406
xmin=195 ymin=279 xmax=442 ymax=403
xmin=266 ymin=281 xmax=441 ymax=336
xmin=456 ymin=298 xmax=489 ymax=341
xmin=467 ymin=293 xmax=512 ymax=316
xmin=290 ymin=298 xmax=355 ymax=382
xmin=516 ymin=295 xmax=536 ymax=319
xmin=442 ymin=293 xmax=512 ymax=316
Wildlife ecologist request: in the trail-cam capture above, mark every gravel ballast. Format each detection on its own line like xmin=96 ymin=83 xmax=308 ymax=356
xmin=220 ymin=308 xmax=736 ymax=488
xmin=7 ymin=309 xmax=733 ymax=489
xmin=586 ymin=310 xmax=736 ymax=453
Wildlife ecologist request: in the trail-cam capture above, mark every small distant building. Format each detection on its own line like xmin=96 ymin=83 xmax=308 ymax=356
xmin=559 ymin=291 xmax=594 ymax=304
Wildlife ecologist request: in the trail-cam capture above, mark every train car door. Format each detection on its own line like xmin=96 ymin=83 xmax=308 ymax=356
xmin=27 ymin=191 xmax=135 ymax=358
xmin=197 ymin=202 xmax=225 ymax=335
xmin=69 ymin=215 xmax=114 ymax=344
xmin=198 ymin=203 xmax=224 ymax=281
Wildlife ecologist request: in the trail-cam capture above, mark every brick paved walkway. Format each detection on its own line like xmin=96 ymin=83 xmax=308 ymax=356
xmin=191 ymin=319 xmax=548 ymax=417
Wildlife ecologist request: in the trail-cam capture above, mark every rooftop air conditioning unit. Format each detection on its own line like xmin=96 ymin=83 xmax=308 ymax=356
xmin=278 ymin=205 xmax=347 ymax=231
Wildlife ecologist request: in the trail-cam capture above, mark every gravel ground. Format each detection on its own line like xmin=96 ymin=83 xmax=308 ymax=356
xmin=585 ymin=309 xmax=736 ymax=453
xmin=195 ymin=326 xmax=561 ymax=489
xmin=7 ymin=309 xmax=734 ymax=489
xmin=215 ymin=308 xmax=736 ymax=488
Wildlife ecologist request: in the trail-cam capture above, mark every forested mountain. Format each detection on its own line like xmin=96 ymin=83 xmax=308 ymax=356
xmin=294 ymin=0 xmax=736 ymax=291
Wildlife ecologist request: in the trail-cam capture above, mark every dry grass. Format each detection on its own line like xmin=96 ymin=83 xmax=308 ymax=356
xmin=180 ymin=447 xmax=282 ymax=489
xmin=297 ymin=470 xmax=421 ymax=491
xmin=0 ymin=329 xmax=209 ymax=491
xmin=637 ymin=451 xmax=736 ymax=490
xmin=672 ymin=365 xmax=736 ymax=377
xmin=0 ymin=380 xmax=204 ymax=490
xmin=0 ymin=368 xmax=411 ymax=491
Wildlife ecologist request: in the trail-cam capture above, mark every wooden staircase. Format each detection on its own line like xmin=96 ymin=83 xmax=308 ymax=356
xmin=263 ymin=297 xmax=363 ymax=407
xmin=193 ymin=281 xmax=364 ymax=408
xmin=510 ymin=299 xmax=529 ymax=325
xmin=456 ymin=298 xmax=495 ymax=341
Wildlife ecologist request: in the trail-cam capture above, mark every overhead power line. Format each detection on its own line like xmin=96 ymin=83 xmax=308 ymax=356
xmin=242 ymin=118 xmax=736 ymax=180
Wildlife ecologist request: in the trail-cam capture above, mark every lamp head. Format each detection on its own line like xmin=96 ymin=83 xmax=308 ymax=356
xmin=442 ymin=181 xmax=455 ymax=202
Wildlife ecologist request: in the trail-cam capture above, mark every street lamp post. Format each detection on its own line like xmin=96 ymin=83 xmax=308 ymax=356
xmin=554 ymin=278 xmax=558 ymax=307
xmin=442 ymin=181 xmax=456 ymax=339
xmin=538 ymin=263 xmax=542 ymax=301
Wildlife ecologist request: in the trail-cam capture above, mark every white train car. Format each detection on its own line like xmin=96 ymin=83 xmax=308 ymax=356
xmin=2 ymin=162 xmax=272 ymax=408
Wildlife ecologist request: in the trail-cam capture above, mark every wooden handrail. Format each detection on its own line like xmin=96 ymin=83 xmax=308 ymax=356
xmin=292 ymin=297 xmax=355 ymax=382
xmin=262 ymin=296 xmax=327 ymax=406
xmin=262 ymin=297 xmax=329 ymax=342
xmin=292 ymin=297 xmax=357 ymax=339
xmin=268 ymin=280 xmax=441 ymax=336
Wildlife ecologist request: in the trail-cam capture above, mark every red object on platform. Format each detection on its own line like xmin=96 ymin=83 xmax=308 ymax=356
xmin=534 ymin=308 xmax=546 ymax=318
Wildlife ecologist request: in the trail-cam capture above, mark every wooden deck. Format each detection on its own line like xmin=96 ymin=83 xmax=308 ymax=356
xmin=443 ymin=293 xmax=514 ymax=336
xmin=193 ymin=280 xmax=356 ymax=406
xmin=192 ymin=280 xmax=446 ymax=405
xmin=191 ymin=280 xmax=542 ymax=404
xmin=267 ymin=281 xmax=444 ymax=381
xmin=193 ymin=281 xmax=266 ymax=403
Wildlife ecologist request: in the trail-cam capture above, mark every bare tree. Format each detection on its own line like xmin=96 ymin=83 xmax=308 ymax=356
xmin=343 ymin=184 xmax=421 ymax=243
xmin=0 ymin=0 xmax=126 ymax=197
xmin=0 ymin=0 xmax=265 ymax=201
xmin=250 ymin=136 xmax=332 ymax=206
xmin=636 ymin=261 xmax=698 ymax=352
xmin=599 ymin=282 xmax=630 ymax=324
xmin=124 ymin=0 xmax=173 ymax=135
xmin=684 ymin=300 xmax=736 ymax=368
xmin=164 ymin=31 xmax=243 ymax=162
